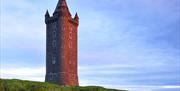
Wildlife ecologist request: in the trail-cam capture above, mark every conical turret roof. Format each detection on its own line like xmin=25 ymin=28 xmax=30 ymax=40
xmin=74 ymin=12 xmax=79 ymax=20
xmin=54 ymin=0 xmax=71 ymax=16
xmin=45 ymin=10 xmax=50 ymax=17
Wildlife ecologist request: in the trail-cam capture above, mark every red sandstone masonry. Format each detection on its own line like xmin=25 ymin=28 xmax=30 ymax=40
xmin=45 ymin=0 xmax=79 ymax=86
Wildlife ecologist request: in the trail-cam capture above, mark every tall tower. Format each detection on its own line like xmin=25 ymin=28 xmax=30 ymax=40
xmin=45 ymin=0 xmax=79 ymax=86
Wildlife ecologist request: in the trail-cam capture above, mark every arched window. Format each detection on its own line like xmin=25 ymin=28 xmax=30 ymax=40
xmin=52 ymin=56 xmax=56 ymax=64
xmin=53 ymin=31 xmax=56 ymax=38
xmin=69 ymin=42 xmax=72 ymax=48
xmin=69 ymin=31 xmax=72 ymax=39
xmin=52 ymin=40 xmax=56 ymax=48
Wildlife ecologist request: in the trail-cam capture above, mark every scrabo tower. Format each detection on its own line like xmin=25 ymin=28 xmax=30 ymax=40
xmin=45 ymin=0 xmax=79 ymax=86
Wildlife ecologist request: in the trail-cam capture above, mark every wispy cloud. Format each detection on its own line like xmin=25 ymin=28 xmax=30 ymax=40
xmin=1 ymin=67 xmax=45 ymax=82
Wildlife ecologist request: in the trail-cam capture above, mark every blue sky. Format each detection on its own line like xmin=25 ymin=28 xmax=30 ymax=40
xmin=0 ymin=0 xmax=180 ymax=91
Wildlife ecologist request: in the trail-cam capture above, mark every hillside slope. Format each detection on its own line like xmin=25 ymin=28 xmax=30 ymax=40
xmin=0 ymin=79 xmax=127 ymax=91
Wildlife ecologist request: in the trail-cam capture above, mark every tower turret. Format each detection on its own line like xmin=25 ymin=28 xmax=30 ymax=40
xmin=74 ymin=13 xmax=79 ymax=21
xmin=45 ymin=10 xmax=50 ymax=23
xmin=45 ymin=10 xmax=50 ymax=17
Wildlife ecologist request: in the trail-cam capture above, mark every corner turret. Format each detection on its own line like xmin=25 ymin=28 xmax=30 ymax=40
xmin=45 ymin=10 xmax=50 ymax=18
xmin=74 ymin=13 xmax=79 ymax=21
xmin=45 ymin=10 xmax=50 ymax=24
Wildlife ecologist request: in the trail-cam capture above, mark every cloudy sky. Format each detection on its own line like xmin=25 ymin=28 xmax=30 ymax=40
xmin=0 ymin=0 xmax=180 ymax=91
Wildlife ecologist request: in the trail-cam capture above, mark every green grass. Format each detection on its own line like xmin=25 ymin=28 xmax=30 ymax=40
xmin=0 ymin=79 xmax=127 ymax=91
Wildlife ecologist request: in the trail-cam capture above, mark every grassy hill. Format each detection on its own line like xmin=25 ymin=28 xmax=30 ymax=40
xmin=0 ymin=79 xmax=127 ymax=91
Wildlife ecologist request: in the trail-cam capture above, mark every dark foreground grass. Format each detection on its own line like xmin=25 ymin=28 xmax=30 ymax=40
xmin=0 ymin=79 xmax=127 ymax=91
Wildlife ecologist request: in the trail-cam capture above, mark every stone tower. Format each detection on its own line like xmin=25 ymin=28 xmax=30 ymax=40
xmin=45 ymin=0 xmax=79 ymax=86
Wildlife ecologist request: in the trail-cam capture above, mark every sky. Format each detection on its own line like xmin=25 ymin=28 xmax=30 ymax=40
xmin=0 ymin=0 xmax=180 ymax=91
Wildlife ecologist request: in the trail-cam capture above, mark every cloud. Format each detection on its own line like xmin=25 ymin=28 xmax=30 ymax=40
xmin=1 ymin=67 xmax=45 ymax=82
xmin=119 ymin=85 xmax=180 ymax=91
xmin=78 ymin=61 xmax=180 ymax=85
xmin=0 ymin=0 xmax=47 ymax=67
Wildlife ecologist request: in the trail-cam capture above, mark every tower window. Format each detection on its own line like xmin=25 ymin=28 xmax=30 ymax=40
xmin=61 ymin=34 xmax=65 ymax=40
xmin=53 ymin=31 xmax=56 ymax=38
xmin=52 ymin=56 xmax=56 ymax=64
xmin=69 ymin=27 xmax=73 ymax=31
xmin=63 ymin=27 xmax=66 ymax=30
xmin=52 ymin=40 xmax=56 ymax=48
xmin=69 ymin=42 xmax=72 ymax=48
xmin=69 ymin=32 xmax=72 ymax=39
